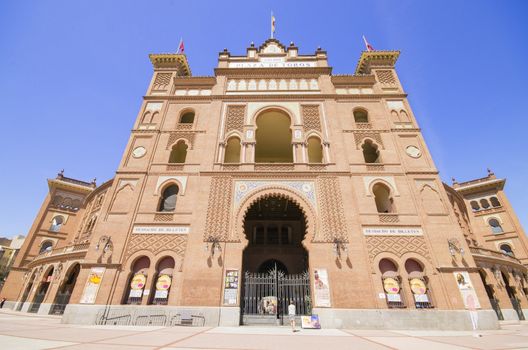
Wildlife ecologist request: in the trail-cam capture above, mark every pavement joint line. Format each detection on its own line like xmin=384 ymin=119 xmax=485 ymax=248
xmin=341 ymin=329 xmax=396 ymax=349
xmin=410 ymin=333 xmax=483 ymax=350
xmin=44 ymin=325 xmax=183 ymax=350
xmin=0 ymin=326 xmax=73 ymax=334
xmin=159 ymin=327 xmax=214 ymax=349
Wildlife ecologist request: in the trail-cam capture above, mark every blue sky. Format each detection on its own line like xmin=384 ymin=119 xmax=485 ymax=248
xmin=0 ymin=1 xmax=527 ymax=237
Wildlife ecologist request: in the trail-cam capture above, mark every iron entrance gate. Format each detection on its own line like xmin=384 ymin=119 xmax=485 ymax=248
xmin=242 ymin=267 xmax=311 ymax=324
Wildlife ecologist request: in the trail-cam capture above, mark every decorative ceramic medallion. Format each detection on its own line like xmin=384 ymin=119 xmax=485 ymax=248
xmin=405 ymin=145 xmax=421 ymax=158
xmin=132 ymin=146 xmax=147 ymax=158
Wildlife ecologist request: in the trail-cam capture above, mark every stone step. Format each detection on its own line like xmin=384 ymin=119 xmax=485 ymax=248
xmin=242 ymin=315 xmax=303 ymax=326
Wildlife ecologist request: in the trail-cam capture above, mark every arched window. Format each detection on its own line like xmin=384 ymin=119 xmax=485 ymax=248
xmin=39 ymin=241 xmax=53 ymax=254
xmin=353 ymin=108 xmax=369 ymax=123
xmin=405 ymin=259 xmax=432 ymax=308
xmin=49 ymin=216 xmax=64 ymax=232
xmin=470 ymin=200 xmax=480 ymax=212
xmin=480 ymin=198 xmax=490 ymax=209
xmin=373 ymin=183 xmax=393 ymax=213
xmin=379 ymin=258 xmax=398 ymax=275
xmin=281 ymin=225 xmax=291 ymax=245
xmin=490 ymin=196 xmax=501 ymax=207
xmin=158 ymin=185 xmax=179 ymax=212
xmin=180 ymin=111 xmax=195 ymax=124
xmin=489 ymin=219 xmax=503 ymax=234
xmin=405 ymin=259 xmax=423 ymax=274
xmin=379 ymin=259 xmax=403 ymax=308
xmin=255 ymin=110 xmax=293 ymax=163
xmin=307 ymin=136 xmax=323 ymax=163
xmin=224 ymin=137 xmax=241 ymax=163
xmin=150 ymin=256 xmax=175 ymax=305
xmin=124 ymin=256 xmax=150 ymax=305
xmin=253 ymin=225 xmax=265 ymax=244
xmin=362 ymin=140 xmax=380 ymax=163
xmin=267 ymin=224 xmax=279 ymax=244
xmin=86 ymin=216 xmax=97 ymax=232
xmin=500 ymin=244 xmax=514 ymax=256
xmin=169 ymin=140 xmax=188 ymax=163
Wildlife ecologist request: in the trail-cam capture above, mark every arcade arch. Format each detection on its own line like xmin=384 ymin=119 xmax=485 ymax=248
xmin=255 ymin=109 xmax=293 ymax=163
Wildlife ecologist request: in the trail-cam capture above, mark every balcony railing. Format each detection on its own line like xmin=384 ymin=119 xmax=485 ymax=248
xmin=469 ymin=246 xmax=522 ymax=265
xmin=33 ymin=243 xmax=90 ymax=262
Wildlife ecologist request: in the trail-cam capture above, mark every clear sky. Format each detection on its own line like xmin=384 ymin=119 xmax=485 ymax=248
xmin=0 ymin=0 xmax=527 ymax=237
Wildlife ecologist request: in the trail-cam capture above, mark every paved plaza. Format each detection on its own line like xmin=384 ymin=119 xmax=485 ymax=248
xmin=0 ymin=310 xmax=527 ymax=350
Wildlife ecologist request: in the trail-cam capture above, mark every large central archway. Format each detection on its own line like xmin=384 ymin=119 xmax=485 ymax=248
xmin=241 ymin=194 xmax=310 ymax=324
xmin=242 ymin=195 xmax=308 ymax=273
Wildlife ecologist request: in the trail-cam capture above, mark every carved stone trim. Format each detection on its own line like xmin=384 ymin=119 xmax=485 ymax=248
xmin=354 ymin=132 xmax=384 ymax=148
xmin=224 ymin=105 xmax=246 ymax=135
xmin=365 ymin=235 xmax=431 ymax=263
xmin=316 ymin=177 xmax=348 ymax=242
xmin=124 ymin=234 xmax=187 ymax=260
xmin=166 ymin=132 xmax=195 ymax=149
xmin=154 ymin=213 xmax=174 ymax=222
xmin=203 ymin=177 xmax=233 ymax=241
xmin=301 ymin=105 xmax=322 ymax=132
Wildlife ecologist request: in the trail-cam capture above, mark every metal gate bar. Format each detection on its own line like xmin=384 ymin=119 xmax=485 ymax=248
xmin=242 ymin=268 xmax=310 ymax=318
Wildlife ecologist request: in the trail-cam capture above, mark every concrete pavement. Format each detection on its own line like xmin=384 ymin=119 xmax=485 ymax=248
xmin=0 ymin=309 xmax=527 ymax=349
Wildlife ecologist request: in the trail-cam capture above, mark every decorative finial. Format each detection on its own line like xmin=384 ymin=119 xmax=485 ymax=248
xmin=487 ymin=168 xmax=493 ymax=176
xmin=290 ymin=41 xmax=294 ymax=46
xmin=250 ymin=41 xmax=254 ymax=47
xmin=58 ymin=169 xmax=64 ymax=178
xmin=317 ymin=46 xmax=322 ymax=51
xmin=223 ymin=48 xmax=228 ymax=52
xmin=92 ymin=178 xmax=97 ymax=186
xmin=452 ymin=177 xmax=456 ymax=184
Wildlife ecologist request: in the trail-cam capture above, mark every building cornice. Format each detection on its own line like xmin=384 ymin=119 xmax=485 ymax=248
xmin=331 ymin=74 xmax=376 ymax=86
xmin=173 ymin=76 xmax=216 ymax=87
xmin=149 ymin=53 xmax=191 ymax=76
xmin=47 ymin=179 xmax=94 ymax=195
xmin=355 ymin=50 xmax=400 ymax=75
xmin=214 ymin=67 xmax=332 ymax=77
xmin=454 ymin=178 xmax=505 ymax=194
xmin=143 ymin=93 xmax=408 ymax=102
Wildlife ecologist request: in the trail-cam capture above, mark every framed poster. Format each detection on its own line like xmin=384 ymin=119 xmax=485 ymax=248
xmin=314 ymin=268 xmax=331 ymax=307
xmin=301 ymin=314 xmax=321 ymax=329
xmin=129 ymin=273 xmax=146 ymax=298
xmin=223 ymin=269 xmax=239 ymax=305
xmin=154 ymin=274 xmax=171 ymax=299
xmin=453 ymin=271 xmax=481 ymax=309
xmin=80 ymin=267 xmax=105 ymax=304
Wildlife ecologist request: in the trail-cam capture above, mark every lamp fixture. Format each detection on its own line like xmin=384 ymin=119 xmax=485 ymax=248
xmin=447 ymin=238 xmax=464 ymax=257
xmin=332 ymin=238 xmax=348 ymax=258
xmin=95 ymin=235 xmax=112 ymax=254
xmin=204 ymin=236 xmax=222 ymax=258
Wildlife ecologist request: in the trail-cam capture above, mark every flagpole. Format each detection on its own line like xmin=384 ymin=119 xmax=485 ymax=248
xmin=271 ymin=11 xmax=274 ymax=39
xmin=362 ymin=35 xmax=368 ymax=51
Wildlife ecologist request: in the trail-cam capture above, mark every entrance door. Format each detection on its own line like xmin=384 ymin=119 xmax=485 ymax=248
xmin=28 ymin=282 xmax=49 ymax=313
xmin=242 ymin=265 xmax=311 ymax=325
xmin=50 ymin=264 xmax=80 ymax=315
xmin=502 ymin=271 xmax=526 ymax=321
xmin=29 ymin=267 xmax=54 ymax=313
xmin=241 ymin=195 xmax=311 ymax=325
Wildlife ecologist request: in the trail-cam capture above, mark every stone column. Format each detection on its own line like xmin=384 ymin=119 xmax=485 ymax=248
xmin=323 ymin=141 xmax=331 ymax=163
xmin=218 ymin=142 xmax=226 ymax=163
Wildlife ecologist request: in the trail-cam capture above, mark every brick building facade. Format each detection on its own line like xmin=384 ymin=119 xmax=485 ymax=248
xmin=2 ymin=39 xmax=527 ymax=329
